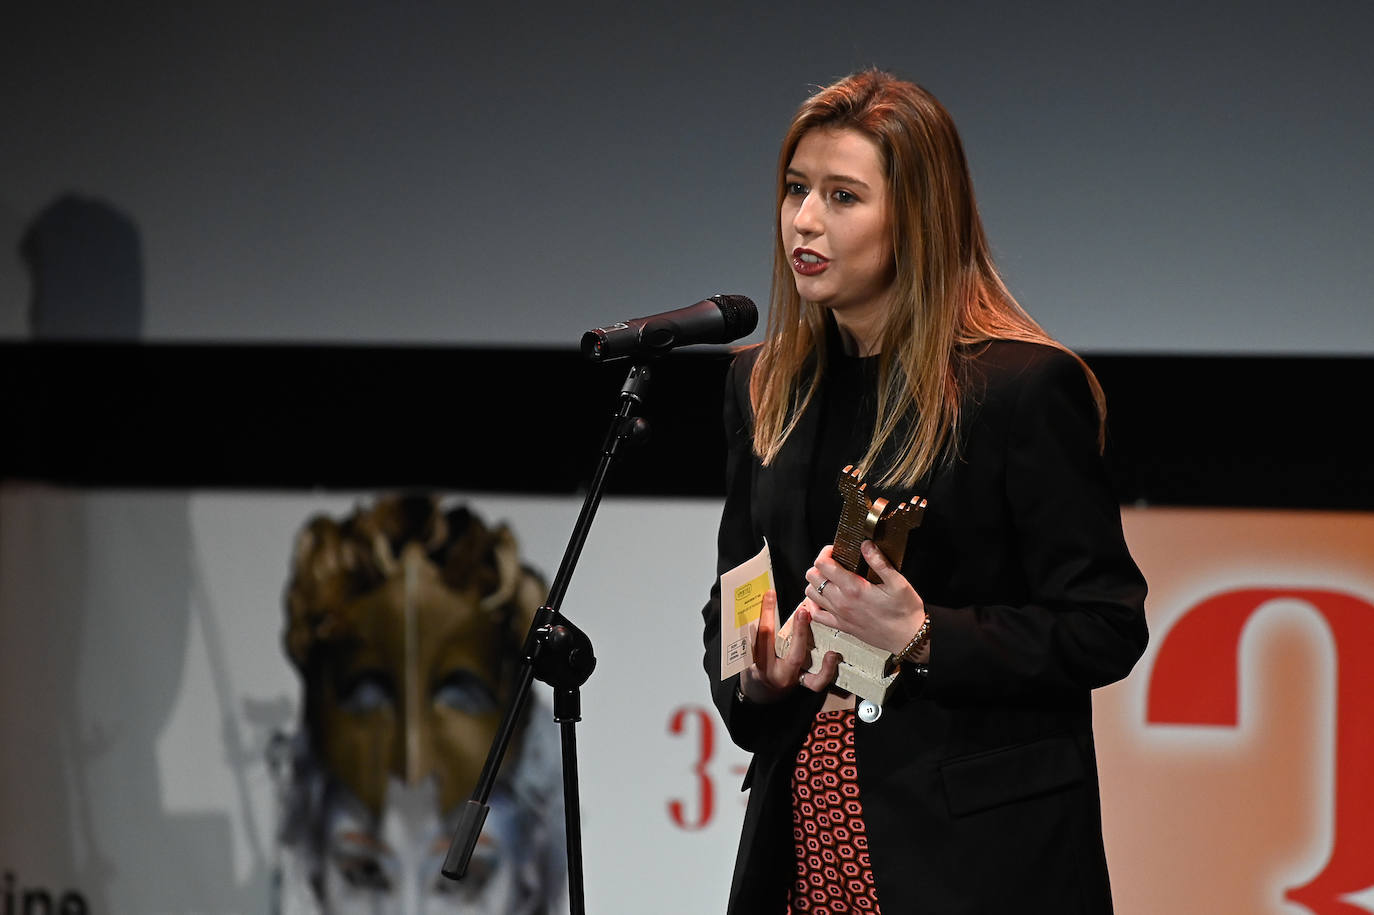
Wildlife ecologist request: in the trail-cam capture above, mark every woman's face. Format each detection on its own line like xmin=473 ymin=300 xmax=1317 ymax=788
xmin=781 ymin=127 xmax=895 ymax=329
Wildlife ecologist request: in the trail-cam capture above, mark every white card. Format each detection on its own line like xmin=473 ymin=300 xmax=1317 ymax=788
xmin=719 ymin=540 xmax=773 ymax=680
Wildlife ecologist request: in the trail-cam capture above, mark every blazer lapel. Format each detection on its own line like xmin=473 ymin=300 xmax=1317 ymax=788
xmin=755 ymin=374 xmax=823 ymax=622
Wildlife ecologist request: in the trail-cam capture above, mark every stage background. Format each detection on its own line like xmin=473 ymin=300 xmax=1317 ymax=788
xmin=2 ymin=0 xmax=1372 ymax=353
xmin=3 ymin=1 xmax=1374 ymax=912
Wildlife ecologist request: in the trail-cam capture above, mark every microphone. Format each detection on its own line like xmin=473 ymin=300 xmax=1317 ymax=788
xmin=580 ymin=294 xmax=757 ymax=362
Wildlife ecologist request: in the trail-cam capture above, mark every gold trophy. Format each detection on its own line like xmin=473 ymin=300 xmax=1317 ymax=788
xmin=777 ymin=465 xmax=927 ymax=722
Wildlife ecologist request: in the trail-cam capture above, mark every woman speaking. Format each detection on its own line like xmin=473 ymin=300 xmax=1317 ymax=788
xmin=701 ymin=69 xmax=1149 ymax=914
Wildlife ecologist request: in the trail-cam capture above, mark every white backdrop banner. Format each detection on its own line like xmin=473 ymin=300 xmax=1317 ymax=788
xmin=1 ymin=488 xmax=1372 ymax=914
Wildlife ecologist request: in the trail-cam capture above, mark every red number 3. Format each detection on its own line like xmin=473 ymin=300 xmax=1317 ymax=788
xmin=667 ymin=705 xmax=716 ymax=830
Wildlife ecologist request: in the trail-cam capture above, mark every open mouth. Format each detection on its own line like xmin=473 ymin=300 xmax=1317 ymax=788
xmin=791 ymin=248 xmax=829 ymax=275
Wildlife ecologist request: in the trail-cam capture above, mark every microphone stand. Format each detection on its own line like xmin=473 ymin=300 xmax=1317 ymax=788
xmin=442 ymin=361 xmax=652 ymax=915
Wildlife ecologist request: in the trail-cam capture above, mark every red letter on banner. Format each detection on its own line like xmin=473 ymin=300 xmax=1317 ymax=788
xmin=1147 ymin=588 xmax=1374 ymax=915
xmin=667 ymin=705 xmax=715 ymax=831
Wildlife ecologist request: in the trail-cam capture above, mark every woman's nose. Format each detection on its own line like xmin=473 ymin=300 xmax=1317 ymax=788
xmin=793 ymin=191 xmax=823 ymax=236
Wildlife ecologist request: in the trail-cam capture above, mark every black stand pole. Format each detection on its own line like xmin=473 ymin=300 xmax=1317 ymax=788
xmin=442 ymin=362 xmax=652 ymax=915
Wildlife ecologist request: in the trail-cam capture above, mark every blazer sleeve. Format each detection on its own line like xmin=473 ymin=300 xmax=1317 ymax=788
xmin=702 ymin=352 xmax=812 ymax=751
xmin=923 ymin=348 xmax=1149 ymax=702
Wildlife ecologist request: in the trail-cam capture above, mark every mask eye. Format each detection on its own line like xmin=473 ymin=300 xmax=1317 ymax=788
xmin=335 ymin=852 xmax=392 ymax=891
xmin=433 ymin=670 xmax=497 ymax=716
xmin=339 ymin=671 xmax=393 ymax=713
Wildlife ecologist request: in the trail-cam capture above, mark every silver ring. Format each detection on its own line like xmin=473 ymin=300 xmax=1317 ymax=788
xmin=817 ymin=579 xmax=829 ymax=596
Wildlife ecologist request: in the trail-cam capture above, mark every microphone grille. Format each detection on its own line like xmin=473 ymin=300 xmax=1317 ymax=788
xmin=708 ymin=294 xmax=758 ymax=339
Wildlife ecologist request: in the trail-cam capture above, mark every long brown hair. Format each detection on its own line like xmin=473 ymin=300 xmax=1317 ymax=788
xmin=751 ymin=69 xmax=1105 ymax=487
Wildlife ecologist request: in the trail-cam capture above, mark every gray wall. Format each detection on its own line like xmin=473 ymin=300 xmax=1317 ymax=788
xmin=3 ymin=0 xmax=1371 ymax=353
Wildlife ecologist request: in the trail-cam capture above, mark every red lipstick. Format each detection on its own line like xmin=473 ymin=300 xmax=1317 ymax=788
xmin=791 ymin=247 xmax=829 ymax=276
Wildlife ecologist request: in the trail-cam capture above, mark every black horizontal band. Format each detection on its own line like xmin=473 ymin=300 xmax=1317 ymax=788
xmin=2 ymin=343 xmax=1369 ymax=510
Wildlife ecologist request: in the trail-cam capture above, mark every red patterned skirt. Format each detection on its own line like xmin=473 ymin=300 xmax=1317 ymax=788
xmin=787 ymin=709 xmax=882 ymax=913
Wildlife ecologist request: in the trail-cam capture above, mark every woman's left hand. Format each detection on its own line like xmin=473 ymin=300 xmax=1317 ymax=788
xmin=803 ymin=541 xmax=926 ymax=655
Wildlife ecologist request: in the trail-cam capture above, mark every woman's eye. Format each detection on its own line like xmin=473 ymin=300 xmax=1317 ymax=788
xmin=785 ymin=182 xmax=808 ymax=196
xmin=832 ymin=189 xmax=858 ymax=204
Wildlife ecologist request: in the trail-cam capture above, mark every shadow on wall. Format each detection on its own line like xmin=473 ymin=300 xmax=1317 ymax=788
xmin=0 ymin=492 xmax=253 ymax=911
xmin=20 ymin=194 xmax=143 ymax=340
xmin=2 ymin=191 xmax=252 ymax=909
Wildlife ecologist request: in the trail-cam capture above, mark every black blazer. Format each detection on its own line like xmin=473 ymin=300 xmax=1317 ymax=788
xmin=701 ymin=340 xmax=1148 ymax=915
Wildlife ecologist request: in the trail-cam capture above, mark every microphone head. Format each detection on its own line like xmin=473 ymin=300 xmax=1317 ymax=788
xmin=708 ymin=294 xmax=758 ymax=340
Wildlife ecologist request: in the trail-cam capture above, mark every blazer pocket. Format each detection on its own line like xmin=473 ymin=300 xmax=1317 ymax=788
xmin=939 ymin=736 xmax=1085 ymax=817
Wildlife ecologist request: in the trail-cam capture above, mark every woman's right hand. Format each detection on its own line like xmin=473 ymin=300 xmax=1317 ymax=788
xmin=739 ymin=590 xmax=840 ymax=703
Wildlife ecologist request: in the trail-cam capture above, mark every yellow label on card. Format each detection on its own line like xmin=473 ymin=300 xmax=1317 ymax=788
xmin=733 ymin=571 xmax=770 ymax=628
xmin=720 ymin=540 xmax=774 ymax=680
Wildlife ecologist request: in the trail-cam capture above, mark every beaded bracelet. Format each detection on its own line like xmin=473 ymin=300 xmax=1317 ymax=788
xmin=894 ymin=613 xmax=932 ymax=665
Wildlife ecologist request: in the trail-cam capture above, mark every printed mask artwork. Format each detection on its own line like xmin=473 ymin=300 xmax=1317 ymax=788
xmin=274 ymin=495 xmax=564 ymax=914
